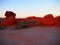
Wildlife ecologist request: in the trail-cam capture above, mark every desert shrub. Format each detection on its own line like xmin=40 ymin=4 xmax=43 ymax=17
xmin=28 ymin=20 xmax=37 ymax=27
xmin=15 ymin=21 xmax=22 ymax=29
xmin=15 ymin=25 xmax=22 ymax=29
xmin=15 ymin=25 xmax=29 ymax=29
xmin=0 ymin=26 xmax=6 ymax=30
xmin=21 ymin=25 xmax=29 ymax=28
xmin=29 ymin=20 xmax=37 ymax=24
xmin=15 ymin=21 xmax=29 ymax=29
xmin=15 ymin=20 xmax=38 ymax=29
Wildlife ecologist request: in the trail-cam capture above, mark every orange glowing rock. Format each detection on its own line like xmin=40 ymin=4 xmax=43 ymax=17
xmin=0 ymin=16 xmax=16 ymax=26
xmin=55 ymin=16 xmax=60 ymax=26
xmin=26 ymin=16 xmax=36 ymax=21
xmin=55 ymin=16 xmax=60 ymax=22
xmin=36 ymin=17 xmax=43 ymax=26
xmin=0 ymin=11 xmax=16 ymax=26
xmin=44 ymin=14 xmax=54 ymax=19
xmin=18 ymin=18 xmax=26 ymax=22
xmin=40 ymin=14 xmax=59 ymax=26
xmin=0 ymin=12 xmax=60 ymax=27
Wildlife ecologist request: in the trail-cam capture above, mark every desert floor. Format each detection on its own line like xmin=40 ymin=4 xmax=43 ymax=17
xmin=0 ymin=27 xmax=60 ymax=45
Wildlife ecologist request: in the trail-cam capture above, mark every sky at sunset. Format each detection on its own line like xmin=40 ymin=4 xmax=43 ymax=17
xmin=0 ymin=0 xmax=60 ymax=18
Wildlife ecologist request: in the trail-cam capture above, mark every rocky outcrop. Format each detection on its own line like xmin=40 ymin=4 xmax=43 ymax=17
xmin=5 ymin=11 xmax=16 ymax=18
xmin=40 ymin=14 xmax=59 ymax=26
xmin=0 ymin=11 xmax=60 ymax=27
xmin=0 ymin=11 xmax=16 ymax=26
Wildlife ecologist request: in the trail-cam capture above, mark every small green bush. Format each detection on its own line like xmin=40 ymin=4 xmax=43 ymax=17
xmin=15 ymin=21 xmax=29 ymax=29
xmin=15 ymin=20 xmax=37 ymax=29
xmin=15 ymin=26 xmax=22 ymax=29
xmin=21 ymin=25 xmax=29 ymax=28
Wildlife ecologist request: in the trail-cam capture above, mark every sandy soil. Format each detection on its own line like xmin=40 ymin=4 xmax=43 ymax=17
xmin=0 ymin=27 xmax=60 ymax=45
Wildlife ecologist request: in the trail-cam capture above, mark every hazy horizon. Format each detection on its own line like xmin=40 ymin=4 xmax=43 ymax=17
xmin=0 ymin=0 xmax=60 ymax=18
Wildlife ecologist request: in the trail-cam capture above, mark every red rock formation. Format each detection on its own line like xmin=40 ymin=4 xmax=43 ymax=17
xmin=36 ymin=17 xmax=43 ymax=26
xmin=18 ymin=18 xmax=26 ymax=22
xmin=40 ymin=14 xmax=59 ymax=27
xmin=5 ymin=11 xmax=16 ymax=18
xmin=0 ymin=11 xmax=16 ymax=26
xmin=55 ymin=16 xmax=60 ymax=26
xmin=44 ymin=14 xmax=54 ymax=18
xmin=0 ymin=12 xmax=60 ymax=27
xmin=26 ymin=16 xmax=36 ymax=21
xmin=0 ymin=16 xmax=16 ymax=26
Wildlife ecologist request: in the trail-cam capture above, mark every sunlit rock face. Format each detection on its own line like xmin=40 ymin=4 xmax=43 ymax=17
xmin=26 ymin=16 xmax=36 ymax=21
xmin=40 ymin=14 xmax=59 ymax=27
xmin=0 ymin=11 xmax=16 ymax=26
xmin=44 ymin=14 xmax=54 ymax=19
xmin=17 ymin=18 xmax=26 ymax=22
xmin=55 ymin=16 xmax=60 ymax=26
xmin=2 ymin=16 xmax=16 ymax=26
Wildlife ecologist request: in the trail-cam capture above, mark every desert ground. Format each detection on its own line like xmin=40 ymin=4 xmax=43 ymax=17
xmin=0 ymin=27 xmax=60 ymax=45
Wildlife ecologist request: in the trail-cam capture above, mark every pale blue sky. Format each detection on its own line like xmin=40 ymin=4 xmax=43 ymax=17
xmin=0 ymin=0 xmax=60 ymax=18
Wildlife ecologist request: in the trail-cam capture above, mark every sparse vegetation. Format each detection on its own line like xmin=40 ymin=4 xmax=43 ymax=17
xmin=15 ymin=20 xmax=37 ymax=29
xmin=0 ymin=26 xmax=6 ymax=30
xmin=15 ymin=21 xmax=29 ymax=29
